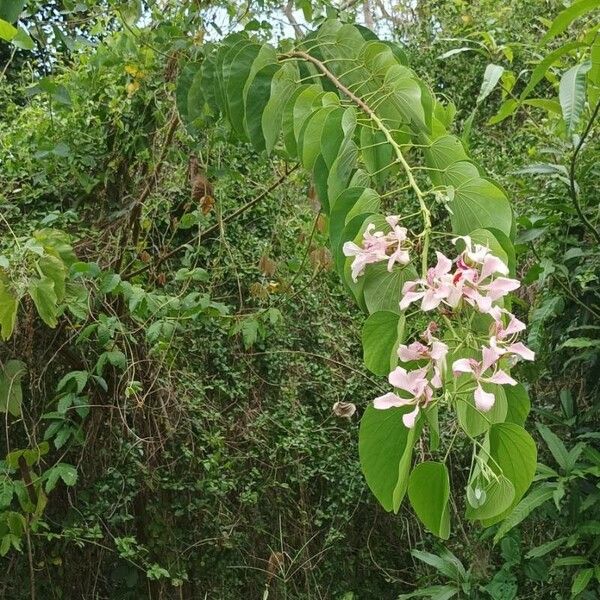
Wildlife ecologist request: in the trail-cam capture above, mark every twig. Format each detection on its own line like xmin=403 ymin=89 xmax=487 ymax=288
xmin=114 ymin=111 xmax=180 ymax=271
xmin=568 ymin=101 xmax=600 ymax=244
xmin=122 ymin=164 xmax=299 ymax=279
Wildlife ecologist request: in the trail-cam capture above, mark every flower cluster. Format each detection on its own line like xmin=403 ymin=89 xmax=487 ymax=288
xmin=400 ymin=236 xmax=520 ymax=314
xmin=342 ymin=216 xmax=410 ymax=282
xmin=374 ymin=323 xmax=448 ymax=427
xmin=348 ymin=224 xmax=534 ymax=427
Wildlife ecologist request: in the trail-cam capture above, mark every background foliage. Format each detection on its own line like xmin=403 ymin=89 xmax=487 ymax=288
xmin=0 ymin=0 xmax=599 ymax=598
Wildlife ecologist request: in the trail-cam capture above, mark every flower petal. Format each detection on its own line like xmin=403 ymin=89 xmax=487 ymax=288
xmin=486 ymin=369 xmax=518 ymax=386
xmin=373 ymin=392 xmax=409 ymax=410
xmin=506 ymin=342 xmax=535 ymax=361
xmin=452 ymin=358 xmax=474 ymax=375
xmin=402 ymin=405 xmax=420 ymax=428
xmin=474 ymin=384 xmax=496 ymax=412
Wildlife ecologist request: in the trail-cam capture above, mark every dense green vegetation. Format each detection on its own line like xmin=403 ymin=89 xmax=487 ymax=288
xmin=0 ymin=1 xmax=599 ymax=598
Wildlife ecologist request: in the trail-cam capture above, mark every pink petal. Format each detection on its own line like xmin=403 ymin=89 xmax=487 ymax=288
xmin=482 ymin=346 xmax=501 ymax=372
xmin=485 ymin=277 xmax=520 ymax=300
xmin=433 ymin=252 xmax=453 ymax=276
xmin=397 ymin=342 xmax=427 ymax=362
xmin=402 ymin=405 xmax=420 ymax=428
xmin=342 ymin=241 xmax=361 ymax=257
xmin=474 ymin=384 xmax=495 ymax=412
xmin=507 ymin=342 xmax=535 ymax=361
xmin=504 ymin=314 xmax=526 ymax=336
xmin=486 ymin=369 xmax=517 ymax=386
xmin=373 ymin=392 xmax=409 ymax=410
xmin=399 ymin=290 xmax=424 ymax=311
xmin=452 ymin=358 xmax=474 ymax=375
xmin=430 ymin=341 xmax=448 ymax=361
xmin=421 ymin=289 xmax=443 ymax=311
xmin=480 ymin=255 xmax=509 ymax=280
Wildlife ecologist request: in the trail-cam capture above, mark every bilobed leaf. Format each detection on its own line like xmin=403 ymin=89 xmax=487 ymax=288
xmin=360 ymin=126 xmax=394 ymax=187
xmin=466 ymin=474 xmax=515 ymax=521
xmin=0 ymin=279 xmax=18 ymax=340
xmin=485 ymin=423 xmax=538 ymax=528
xmin=477 ymin=64 xmax=505 ymax=104
xmin=359 ymin=405 xmax=418 ymax=512
xmin=444 ymin=162 xmax=512 ymax=237
xmin=176 ymin=61 xmax=200 ymax=125
xmin=363 ymin=262 xmax=418 ymax=315
xmin=362 ymin=311 xmax=403 ymax=376
xmin=225 ymin=41 xmax=261 ymax=138
xmin=559 ymin=61 xmax=591 ymax=134
xmin=28 ymin=276 xmax=59 ymax=328
xmin=408 ymin=461 xmax=451 ymax=539
xmin=541 ymin=0 xmax=600 ymax=44
xmin=456 ymin=381 xmax=508 ymax=437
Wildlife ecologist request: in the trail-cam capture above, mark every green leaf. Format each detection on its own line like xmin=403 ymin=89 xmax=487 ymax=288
xmin=362 ymin=311 xmax=403 ymax=376
xmin=261 ymin=62 xmax=298 ymax=155
xmin=466 ymin=474 xmax=515 ymax=521
xmin=45 ymin=463 xmax=78 ymax=493
xmin=536 ymin=423 xmax=571 ymax=472
xmin=363 ymin=262 xmax=418 ymax=315
xmin=559 ymin=62 xmax=591 ymax=134
xmin=0 ymin=18 xmax=16 ymax=41
xmin=493 ymin=485 xmax=554 ymax=543
xmin=398 ymin=585 xmax=458 ymax=600
xmin=455 ymin=375 xmax=508 ymax=437
xmin=57 ymin=371 xmax=88 ymax=394
xmin=38 ymin=255 xmax=67 ymax=302
xmin=444 ymin=162 xmax=512 ymax=237
xmin=225 ymin=42 xmax=261 ymax=138
xmin=520 ymin=42 xmax=586 ymax=100
xmin=11 ymin=27 xmax=33 ymax=50
xmin=0 ymin=0 xmax=25 ymax=23
xmin=541 ymin=0 xmax=600 ymax=44
xmin=571 ymin=568 xmax=594 ymax=597
xmin=561 ymin=337 xmax=600 ymax=349
xmin=360 ymin=126 xmax=394 ymax=187
xmin=504 ymin=384 xmax=531 ymax=426
xmin=245 ymin=61 xmax=280 ymax=152
xmin=410 ymin=549 xmax=465 ymax=580
xmin=28 ymin=277 xmax=58 ymax=328
xmin=359 ymin=405 xmax=418 ymax=512
xmin=0 ymin=279 xmax=18 ymax=340
xmin=484 ymin=423 xmax=537 ymax=526
xmin=525 ymin=536 xmax=569 ymax=559
xmin=0 ymin=360 xmax=26 ymax=417
xmin=477 ymin=64 xmax=505 ymax=104
xmin=408 ymin=461 xmax=451 ymax=539
xmin=488 ymin=99 xmax=519 ymax=124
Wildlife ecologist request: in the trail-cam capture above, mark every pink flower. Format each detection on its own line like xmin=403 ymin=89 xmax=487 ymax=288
xmin=343 ymin=216 xmax=410 ymax=282
xmin=397 ymin=324 xmax=448 ymax=388
xmin=452 ymin=347 xmax=517 ymax=411
xmin=452 ymin=237 xmax=520 ymax=313
xmin=400 ymin=252 xmax=461 ymax=311
xmin=488 ymin=307 xmax=535 ymax=362
xmin=373 ymin=366 xmax=432 ymax=427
